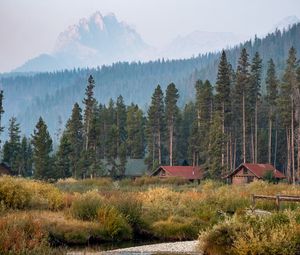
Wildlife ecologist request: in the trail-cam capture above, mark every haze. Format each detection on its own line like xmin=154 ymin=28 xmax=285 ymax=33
xmin=0 ymin=0 xmax=300 ymax=73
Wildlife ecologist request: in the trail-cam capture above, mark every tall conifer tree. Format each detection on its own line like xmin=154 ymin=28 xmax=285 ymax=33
xmin=65 ymin=103 xmax=84 ymax=178
xmin=3 ymin=117 xmax=21 ymax=174
xmin=146 ymin=85 xmax=165 ymax=170
xmin=250 ymin=52 xmax=262 ymax=163
xmin=83 ymin=75 xmax=96 ymax=151
xmin=215 ymin=50 xmax=231 ymax=170
xmin=32 ymin=117 xmax=53 ymax=180
xmin=235 ymin=48 xmax=250 ymax=163
xmin=165 ymin=83 xmax=179 ymax=166
xmin=266 ymin=59 xmax=278 ymax=164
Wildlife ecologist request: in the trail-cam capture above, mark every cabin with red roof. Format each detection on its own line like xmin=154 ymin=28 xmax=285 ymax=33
xmin=226 ymin=163 xmax=285 ymax=184
xmin=150 ymin=166 xmax=203 ymax=182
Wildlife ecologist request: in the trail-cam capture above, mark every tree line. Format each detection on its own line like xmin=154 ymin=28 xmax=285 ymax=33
xmin=2 ymin=46 xmax=300 ymax=182
xmin=1 ymin=23 xmax=299 ymax=139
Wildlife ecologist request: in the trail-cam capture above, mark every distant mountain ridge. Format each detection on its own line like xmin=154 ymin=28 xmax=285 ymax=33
xmin=13 ymin=11 xmax=251 ymax=73
xmin=15 ymin=12 xmax=149 ymax=72
xmin=13 ymin=13 xmax=300 ymax=73
xmin=159 ymin=31 xmax=248 ymax=59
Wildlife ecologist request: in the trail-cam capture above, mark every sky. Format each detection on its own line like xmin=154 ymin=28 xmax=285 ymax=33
xmin=0 ymin=0 xmax=300 ymax=73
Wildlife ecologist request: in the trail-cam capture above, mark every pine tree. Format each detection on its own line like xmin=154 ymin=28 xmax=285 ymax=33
xmin=250 ymin=52 xmax=262 ymax=163
xmin=146 ymin=85 xmax=165 ymax=170
xmin=190 ymin=80 xmax=213 ymax=167
xmin=215 ymin=50 xmax=231 ymax=170
xmin=18 ymin=136 xmax=33 ymax=177
xmin=235 ymin=48 xmax=250 ymax=163
xmin=165 ymin=83 xmax=179 ymax=166
xmin=266 ymin=59 xmax=278 ymax=164
xmin=177 ymin=102 xmax=195 ymax=164
xmin=118 ymin=143 xmax=127 ymax=177
xmin=3 ymin=117 xmax=21 ymax=174
xmin=56 ymin=132 xmax=72 ymax=179
xmin=126 ymin=104 xmax=145 ymax=158
xmin=32 ymin=117 xmax=53 ymax=180
xmin=83 ymin=75 xmax=96 ymax=151
xmin=206 ymin=112 xmax=224 ymax=179
xmin=283 ymin=47 xmax=298 ymax=183
xmin=106 ymin=124 xmax=119 ymax=177
xmin=278 ymin=47 xmax=297 ymax=182
xmin=65 ymin=103 xmax=83 ymax=178
xmin=116 ymin=95 xmax=127 ymax=150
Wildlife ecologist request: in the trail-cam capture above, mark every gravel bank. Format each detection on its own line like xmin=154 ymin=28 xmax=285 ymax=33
xmin=68 ymin=240 xmax=201 ymax=255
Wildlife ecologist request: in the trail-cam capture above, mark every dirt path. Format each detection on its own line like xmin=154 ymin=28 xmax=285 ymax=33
xmin=68 ymin=240 xmax=201 ymax=254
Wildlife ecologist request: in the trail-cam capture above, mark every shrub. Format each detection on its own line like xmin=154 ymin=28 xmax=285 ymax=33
xmin=0 ymin=176 xmax=64 ymax=210
xmin=97 ymin=206 xmax=132 ymax=241
xmin=0 ymin=213 xmax=50 ymax=255
xmin=132 ymin=176 xmax=161 ymax=186
xmin=199 ymin=218 xmax=240 ymax=255
xmin=0 ymin=176 xmax=31 ymax=209
xmin=139 ymin=187 xmax=181 ymax=222
xmin=109 ymin=193 xmax=143 ymax=233
xmin=151 ymin=216 xmax=198 ymax=240
xmin=47 ymin=220 xmax=94 ymax=245
xmin=24 ymin=181 xmax=64 ymax=210
xmin=56 ymin=178 xmax=113 ymax=193
xmin=198 ymin=211 xmax=299 ymax=255
xmin=160 ymin=177 xmax=189 ymax=185
xmin=70 ymin=190 xmax=104 ymax=221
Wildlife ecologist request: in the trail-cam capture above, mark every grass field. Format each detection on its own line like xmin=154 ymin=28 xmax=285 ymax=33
xmin=1 ymin=176 xmax=300 ymax=254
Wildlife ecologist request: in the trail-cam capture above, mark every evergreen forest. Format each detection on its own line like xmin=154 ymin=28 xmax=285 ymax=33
xmin=2 ymin=43 xmax=300 ymax=183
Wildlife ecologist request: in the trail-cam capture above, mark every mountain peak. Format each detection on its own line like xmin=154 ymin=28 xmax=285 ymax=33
xmin=18 ymin=11 xmax=149 ymax=72
xmin=91 ymin=11 xmax=104 ymax=30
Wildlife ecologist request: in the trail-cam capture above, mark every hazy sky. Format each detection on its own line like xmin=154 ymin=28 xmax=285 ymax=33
xmin=0 ymin=0 xmax=300 ymax=72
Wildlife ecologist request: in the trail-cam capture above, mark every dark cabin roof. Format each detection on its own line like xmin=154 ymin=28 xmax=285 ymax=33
xmin=102 ymin=158 xmax=148 ymax=176
xmin=151 ymin=166 xmax=203 ymax=180
xmin=0 ymin=163 xmax=12 ymax=176
xmin=226 ymin=163 xmax=285 ymax=179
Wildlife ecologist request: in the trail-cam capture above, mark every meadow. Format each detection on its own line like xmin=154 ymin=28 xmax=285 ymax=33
xmin=1 ymin=176 xmax=300 ymax=254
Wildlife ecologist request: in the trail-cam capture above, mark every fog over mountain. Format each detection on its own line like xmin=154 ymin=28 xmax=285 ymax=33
xmin=160 ymin=31 xmax=248 ymax=59
xmin=13 ymin=12 xmax=300 ymax=73
xmin=271 ymin=15 xmax=300 ymax=32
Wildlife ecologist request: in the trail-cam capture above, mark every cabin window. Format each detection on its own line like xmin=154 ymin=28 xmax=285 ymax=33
xmin=247 ymin=176 xmax=254 ymax=182
xmin=243 ymin=168 xmax=248 ymax=174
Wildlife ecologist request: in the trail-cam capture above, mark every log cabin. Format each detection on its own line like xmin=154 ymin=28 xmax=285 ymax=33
xmin=150 ymin=166 xmax=203 ymax=182
xmin=226 ymin=163 xmax=285 ymax=184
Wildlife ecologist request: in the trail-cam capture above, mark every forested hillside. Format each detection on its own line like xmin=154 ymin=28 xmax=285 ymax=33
xmin=1 ymin=23 xmax=300 ymax=138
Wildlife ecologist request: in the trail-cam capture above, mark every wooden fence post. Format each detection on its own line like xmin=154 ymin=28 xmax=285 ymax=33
xmin=276 ymin=194 xmax=280 ymax=211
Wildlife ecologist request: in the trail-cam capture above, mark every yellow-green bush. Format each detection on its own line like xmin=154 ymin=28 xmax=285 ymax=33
xmin=0 ymin=176 xmax=31 ymax=209
xmin=97 ymin=206 xmax=132 ymax=241
xmin=139 ymin=187 xmax=181 ymax=221
xmin=23 ymin=181 xmax=64 ymax=210
xmin=198 ymin=211 xmax=300 ymax=255
xmin=151 ymin=216 xmax=199 ymax=240
xmin=47 ymin=219 xmax=96 ymax=245
xmin=0 ymin=176 xmax=64 ymax=210
xmin=109 ymin=192 xmax=143 ymax=233
xmin=70 ymin=190 xmax=104 ymax=221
